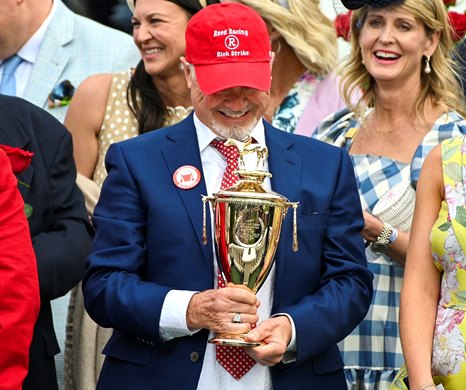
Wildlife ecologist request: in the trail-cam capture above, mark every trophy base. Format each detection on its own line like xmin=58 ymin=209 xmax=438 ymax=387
xmin=208 ymin=333 xmax=261 ymax=347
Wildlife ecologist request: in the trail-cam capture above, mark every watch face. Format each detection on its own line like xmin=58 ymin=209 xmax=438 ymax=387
xmin=370 ymin=242 xmax=389 ymax=254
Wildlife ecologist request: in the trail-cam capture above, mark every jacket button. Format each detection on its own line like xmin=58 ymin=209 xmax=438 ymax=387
xmin=190 ymin=351 xmax=200 ymax=362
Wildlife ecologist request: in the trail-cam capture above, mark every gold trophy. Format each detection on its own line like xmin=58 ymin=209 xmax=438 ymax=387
xmin=202 ymin=137 xmax=298 ymax=347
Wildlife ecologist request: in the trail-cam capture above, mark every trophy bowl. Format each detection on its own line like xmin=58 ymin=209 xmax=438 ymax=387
xmin=202 ymin=138 xmax=298 ymax=347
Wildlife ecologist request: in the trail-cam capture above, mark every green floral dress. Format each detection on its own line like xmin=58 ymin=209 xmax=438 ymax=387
xmin=391 ymin=136 xmax=466 ymax=389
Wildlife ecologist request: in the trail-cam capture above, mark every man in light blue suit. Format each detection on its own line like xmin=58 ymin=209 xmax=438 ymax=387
xmin=0 ymin=0 xmax=139 ymax=123
xmin=83 ymin=3 xmax=373 ymax=389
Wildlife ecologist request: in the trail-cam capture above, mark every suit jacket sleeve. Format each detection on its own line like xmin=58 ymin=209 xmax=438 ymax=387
xmin=26 ymin=117 xmax=93 ymax=301
xmin=83 ymin=143 xmax=172 ymax=345
xmin=0 ymin=149 xmax=40 ymax=388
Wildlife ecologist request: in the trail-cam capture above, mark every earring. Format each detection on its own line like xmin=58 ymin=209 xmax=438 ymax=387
xmin=178 ymin=62 xmax=184 ymax=72
xmin=271 ymin=39 xmax=282 ymax=56
xmin=424 ymin=55 xmax=431 ymax=74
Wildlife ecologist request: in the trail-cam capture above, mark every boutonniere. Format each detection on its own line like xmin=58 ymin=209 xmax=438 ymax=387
xmin=48 ymin=79 xmax=75 ymax=108
xmin=0 ymin=144 xmax=34 ymax=218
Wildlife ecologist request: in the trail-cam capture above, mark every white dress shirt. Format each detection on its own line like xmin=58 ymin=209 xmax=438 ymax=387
xmin=0 ymin=0 xmax=56 ymax=97
xmin=159 ymin=114 xmax=296 ymax=389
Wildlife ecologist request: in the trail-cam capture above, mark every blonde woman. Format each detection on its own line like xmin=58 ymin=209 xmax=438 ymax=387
xmin=314 ymin=0 xmax=466 ymax=388
xmin=225 ymin=0 xmax=345 ymax=135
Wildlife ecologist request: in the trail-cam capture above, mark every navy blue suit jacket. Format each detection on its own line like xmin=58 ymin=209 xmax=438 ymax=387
xmin=83 ymin=115 xmax=373 ymax=389
xmin=0 ymin=96 xmax=92 ymax=389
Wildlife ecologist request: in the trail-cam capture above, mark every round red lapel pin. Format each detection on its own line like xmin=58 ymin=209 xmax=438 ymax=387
xmin=173 ymin=165 xmax=201 ymax=190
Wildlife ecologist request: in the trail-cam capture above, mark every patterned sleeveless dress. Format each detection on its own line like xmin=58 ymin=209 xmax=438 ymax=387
xmin=391 ymin=136 xmax=466 ymax=390
xmin=314 ymin=108 xmax=466 ymax=389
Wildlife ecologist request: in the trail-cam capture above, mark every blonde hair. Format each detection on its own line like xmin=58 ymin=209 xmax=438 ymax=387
xmin=237 ymin=0 xmax=338 ymax=76
xmin=341 ymin=0 xmax=466 ymax=120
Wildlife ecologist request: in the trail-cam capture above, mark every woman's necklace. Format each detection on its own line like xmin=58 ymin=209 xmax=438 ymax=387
xmin=375 ymin=126 xmax=394 ymax=133
xmin=369 ymin=112 xmax=418 ymax=134
xmin=375 ymin=123 xmax=412 ymax=133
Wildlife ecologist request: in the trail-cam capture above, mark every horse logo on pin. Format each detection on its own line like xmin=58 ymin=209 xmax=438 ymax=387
xmin=173 ymin=165 xmax=201 ymax=190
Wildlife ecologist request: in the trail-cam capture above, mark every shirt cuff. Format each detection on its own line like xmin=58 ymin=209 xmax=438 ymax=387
xmin=272 ymin=313 xmax=297 ymax=364
xmin=159 ymin=290 xmax=200 ymax=341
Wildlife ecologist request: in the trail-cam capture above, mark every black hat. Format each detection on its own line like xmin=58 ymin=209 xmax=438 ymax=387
xmin=127 ymin=0 xmax=205 ymax=15
xmin=341 ymin=0 xmax=404 ymax=10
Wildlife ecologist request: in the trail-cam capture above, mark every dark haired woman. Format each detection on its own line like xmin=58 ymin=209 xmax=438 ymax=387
xmin=65 ymin=0 xmax=201 ymax=190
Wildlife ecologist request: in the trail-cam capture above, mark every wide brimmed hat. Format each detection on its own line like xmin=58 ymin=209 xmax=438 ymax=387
xmin=185 ymin=2 xmax=272 ymax=95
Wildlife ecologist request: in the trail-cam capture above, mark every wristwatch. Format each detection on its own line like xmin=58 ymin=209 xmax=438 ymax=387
xmin=370 ymin=223 xmax=394 ymax=254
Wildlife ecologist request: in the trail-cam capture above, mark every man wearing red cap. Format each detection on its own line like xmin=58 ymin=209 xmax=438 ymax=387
xmin=83 ymin=3 xmax=373 ymax=389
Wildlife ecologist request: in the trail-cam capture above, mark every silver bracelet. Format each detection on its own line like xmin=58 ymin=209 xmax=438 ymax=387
xmin=417 ymin=384 xmax=435 ymax=390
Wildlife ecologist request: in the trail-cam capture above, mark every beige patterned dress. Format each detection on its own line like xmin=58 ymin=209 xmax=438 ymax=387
xmin=65 ymin=70 xmax=192 ymax=390
xmin=93 ymin=71 xmax=139 ymax=187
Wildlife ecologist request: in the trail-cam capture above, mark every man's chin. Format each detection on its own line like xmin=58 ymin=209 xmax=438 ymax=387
xmin=211 ymin=118 xmax=258 ymax=141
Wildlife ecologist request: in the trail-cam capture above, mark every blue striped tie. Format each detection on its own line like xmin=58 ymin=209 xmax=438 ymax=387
xmin=0 ymin=55 xmax=23 ymax=96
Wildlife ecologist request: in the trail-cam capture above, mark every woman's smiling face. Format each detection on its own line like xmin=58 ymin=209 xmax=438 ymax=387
xmin=359 ymin=7 xmax=439 ymax=87
xmin=132 ymin=0 xmax=190 ymax=79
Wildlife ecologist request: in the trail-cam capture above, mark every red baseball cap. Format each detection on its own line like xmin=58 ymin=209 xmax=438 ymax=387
xmin=185 ymin=2 xmax=272 ymax=95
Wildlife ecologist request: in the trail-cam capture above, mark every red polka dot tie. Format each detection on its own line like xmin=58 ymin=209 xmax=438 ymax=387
xmin=211 ymin=139 xmax=240 ymax=190
xmin=211 ymin=139 xmax=256 ymax=380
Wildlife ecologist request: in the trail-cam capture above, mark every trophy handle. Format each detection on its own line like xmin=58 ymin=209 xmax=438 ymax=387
xmin=287 ymin=202 xmax=299 ymax=252
xmin=202 ymin=196 xmax=215 ymax=245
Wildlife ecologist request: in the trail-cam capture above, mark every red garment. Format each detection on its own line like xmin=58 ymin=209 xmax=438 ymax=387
xmin=0 ymin=148 xmax=40 ymax=390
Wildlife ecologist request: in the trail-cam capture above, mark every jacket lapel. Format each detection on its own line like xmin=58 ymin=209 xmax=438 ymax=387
xmin=23 ymin=1 xmax=72 ymax=108
xmin=161 ymin=116 xmax=213 ymax=264
xmin=264 ymin=122 xmax=301 ymax=286
xmin=265 ymin=122 xmax=301 ymax=208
